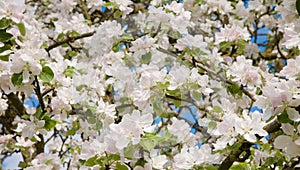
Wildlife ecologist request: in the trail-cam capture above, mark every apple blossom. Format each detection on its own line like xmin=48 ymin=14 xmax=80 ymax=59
xmin=1 ymin=0 xmax=300 ymax=169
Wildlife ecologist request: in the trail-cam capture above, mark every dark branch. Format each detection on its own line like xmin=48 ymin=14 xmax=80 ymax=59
xmin=45 ymin=31 xmax=96 ymax=52
xmin=218 ymin=142 xmax=252 ymax=170
xmin=33 ymin=76 xmax=46 ymax=113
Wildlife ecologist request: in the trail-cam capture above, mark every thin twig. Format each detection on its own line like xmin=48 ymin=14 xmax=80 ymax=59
xmin=34 ymin=76 xmax=46 ymax=113
xmin=45 ymin=31 xmax=96 ymax=52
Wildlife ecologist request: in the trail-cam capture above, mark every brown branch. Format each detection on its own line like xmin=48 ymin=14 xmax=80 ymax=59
xmin=33 ymin=76 xmax=46 ymax=113
xmin=45 ymin=31 xmax=96 ymax=52
xmin=80 ymin=0 xmax=91 ymax=21
xmin=6 ymin=92 xmax=27 ymax=117
xmin=165 ymin=94 xmax=208 ymax=112
xmin=263 ymin=118 xmax=281 ymax=134
xmin=218 ymin=142 xmax=252 ymax=170
xmin=218 ymin=118 xmax=281 ymax=169
xmin=42 ymin=87 xmax=55 ymax=96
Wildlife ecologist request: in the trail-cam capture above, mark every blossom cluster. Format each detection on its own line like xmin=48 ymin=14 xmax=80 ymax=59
xmin=0 ymin=0 xmax=300 ymax=169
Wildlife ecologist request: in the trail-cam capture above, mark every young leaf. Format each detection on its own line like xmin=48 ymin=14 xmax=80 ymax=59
xmin=103 ymin=2 xmax=117 ymax=7
xmin=213 ymin=106 xmax=223 ymax=113
xmin=0 ymin=30 xmax=13 ymax=42
xmin=140 ymin=138 xmax=157 ymax=151
xmin=43 ymin=116 xmax=58 ymax=131
xmin=0 ymin=18 xmax=11 ymax=30
xmin=116 ymin=162 xmax=129 ymax=170
xmin=0 ymin=54 xmax=9 ymax=61
xmin=277 ymin=111 xmax=290 ymax=123
xmin=141 ymin=52 xmax=151 ymax=64
xmin=121 ymin=34 xmax=134 ymax=41
xmin=11 ymin=72 xmax=23 ymax=87
xmin=85 ymin=156 xmax=98 ymax=166
xmin=113 ymin=10 xmax=122 ymax=19
xmin=39 ymin=66 xmax=54 ymax=83
xmin=0 ymin=44 xmax=11 ymax=54
xmin=17 ymin=22 xmax=26 ymax=36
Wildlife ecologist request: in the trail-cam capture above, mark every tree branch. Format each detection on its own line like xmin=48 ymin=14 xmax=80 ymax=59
xmin=218 ymin=142 xmax=252 ymax=170
xmin=218 ymin=118 xmax=281 ymax=169
xmin=33 ymin=76 xmax=46 ymax=113
xmin=45 ymin=31 xmax=96 ymax=52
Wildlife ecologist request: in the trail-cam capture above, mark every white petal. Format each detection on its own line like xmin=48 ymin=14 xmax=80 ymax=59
xmin=274 ymin=135 xmax=292 ymax=149
xmin=244 ymin=133 xmax=257 ymax=143
xmin=286 ymin=142 xmax=300 ymax=157
xmin=282 ymin=123 xmax=295 ymax=135
xmin=152 ymin=155 xmax=168 ymax=169
xmin=287 ymin=107 xmax=300 ymax=122
xmin=295 ymin=137 xmax=300 ymax=146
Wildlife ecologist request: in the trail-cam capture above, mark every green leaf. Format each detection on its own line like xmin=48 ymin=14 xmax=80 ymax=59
xmin=140 ymin=138 xmax=157 ymax=151
xmin=191 ymin=48 xmax=207 ymax=57
xmin=166 ymin=89 xmax=182 ymax=98
xmin=87 ymin=117 xmax=96 ymax=124
xmin=141 ymin=52 xmax=151 ymax=64
xmin=17 ymin=22 xmax=26 ymax=36
xmin=66 ymin=121 xmax=80 ymax=136
xmin=18 ymin=162 xmax=27 ymax=168
xmin=0 ymin=54 xmax=9 ymax=61
xmin=103 ymin=2 xmax=117 ymax=7
xmin=112 ymin=42 xmax=121 ymax=52
xmin=297 ymin=0 xmax=300 ymax=15
xmin=11 ymin=72 xmax=23 ymax=87
xmin=227 ymin=142 xmax=242 ymax=152
xmin=0 ymin=44 xmax=11 ymax=53
xmin=123 ymin=144 xmax=140 ymax=159
xmin=134 ymin=158 xmax=147 ymax=168
xmin=206 ymin=166 xmax=218 ymax=170
xmin=64 ymin=66 xmax=75 ymax=77
xmin=67 ymin=30 xmax=80 ymax=37
xmin=57 ymin=33 xmax=65 ymax=40
xmin=277 ymin=111 xmax=290 ymax=123
xmin=195 ymin=0 xmax=202 ymax=5
xmin=66 ymin=128 xmax=77 ymax=136
xmin=220 ymin=41 xmax=231 ymax=51
xmin=39 ymin=66 xmax=54 ymax=83
xmin=67 ymin=50 xmax=78 ymax=58
xmin=213 ymin=106 xmax=223 ymax=113
xmin=236 ymin=39 xmax=247 ymax=55
xmin=108 ymin=154 xmax=120 ymax=161
xmin=229 ymin=162 xmax=248 ymax=170
xmin=173 ymin=99 xmax=182 ymax=108
xmin=34 ymin=107 xmax=44 ymax=120
xmin=116 ymin=162 xmax=129 ymax=170
xmin=227 ymin=83 xmax=242 ymax=96
xmin=0 ymin=30 xmax=13 ymax=42
xmin=157 ymin=82 xmax=170 ymax=90
xmin=236 ymin=39 xmax=248 ymax=46
xmin=186 ymin=82 xmax=200 ymax=90
xmin=95 ymin=121 xmax=103 ymax=130
xmin=192 ymin=91 xmax=202 ymax=101
xmin=208 ymin=121 xmax=217 ymax=130
xmin=85 ymin=156 xmax=98 ymax=166
xmin=152 ymin=101 xmax=169 ymax=118
xmin=121 ymin=34 xmax=134 ymax=41
xmin=0 ymin=18 xmax=11 ymax=30
xmin=21 ymin=114 xmax=30 ymax=119
xmin=43 ymin=116 xmax=58 ymax=131
xmin=113 ymin=10 xmax=122 ymax=19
